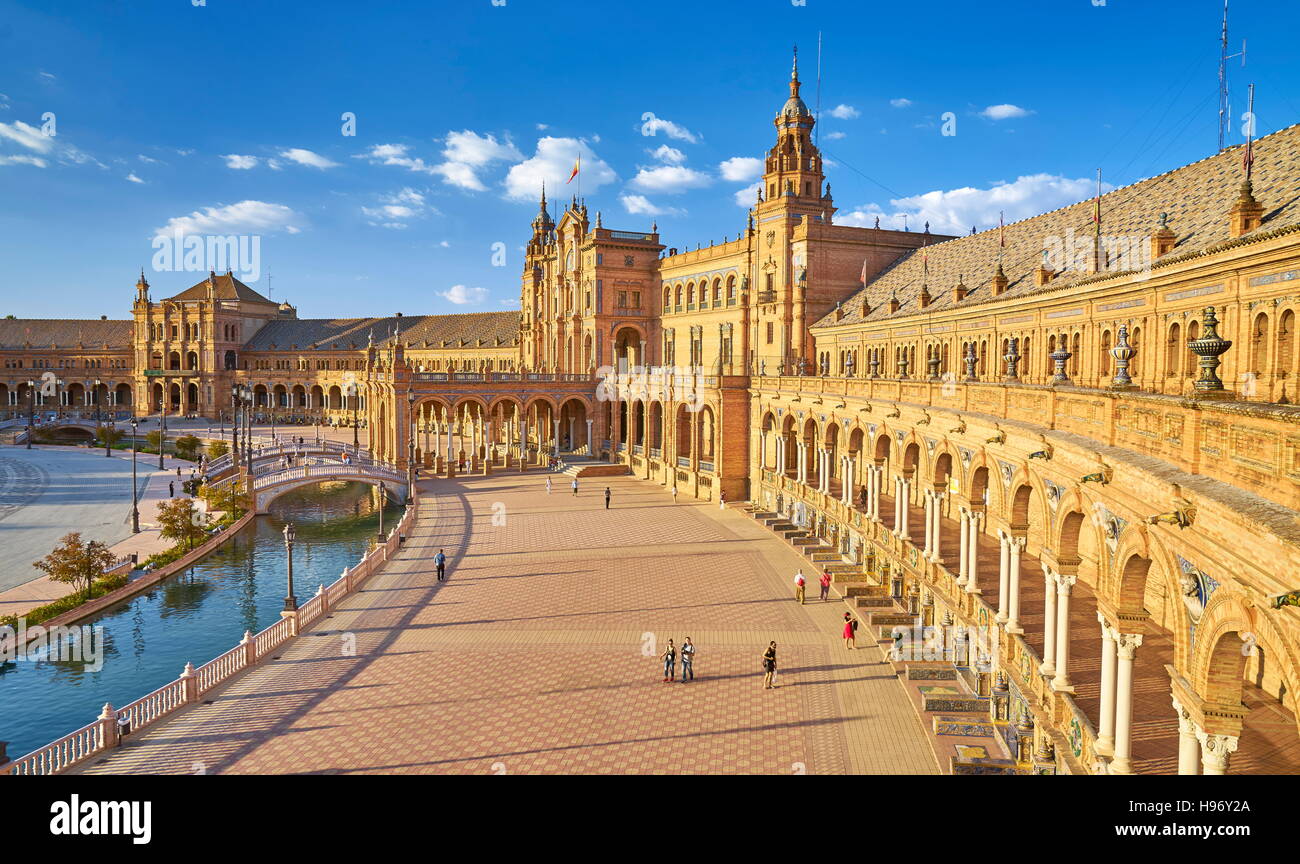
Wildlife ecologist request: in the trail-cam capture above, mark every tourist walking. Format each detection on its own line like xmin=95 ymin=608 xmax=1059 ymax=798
xmin=168 ymin=480 xmax=174 ymax=498
xmin=604 ymin=486 xmax=611 ymax=509
xmin=719 ymin=491 xmax=726 ymax=510
xmin=571 ymin=478 xmax=578 ymax=496
xmin=680 ymin=637 xmax=695 ymax=682
xmin=843 ymin=612 xmax=858 ymax=650
xmin=793 ymin=569 xmax=806 ymax=605
xmin=435 ymin=548 xmax=447 ymax=581
xmin=762 ymin=641 xmax=778 ymax=689
xmin=671 ymin=486 xmax=678 ymax=503
xmin=661 ymin=639 xmax=677 ymax=682
xmin=819 ymin=569 xmax=832 ymax=602
xmin=546 ymin=476 xmax=552 ymax=494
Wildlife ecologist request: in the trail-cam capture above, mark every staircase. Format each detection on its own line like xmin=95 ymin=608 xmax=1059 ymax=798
xmin=743 ymin=501 xmax=1028 ymax=775
xmin=556 ymin=455 xmax=630 ymax=478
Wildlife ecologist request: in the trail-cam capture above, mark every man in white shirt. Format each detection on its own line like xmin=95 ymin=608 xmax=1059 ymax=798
xmin=793 ymin=569 xmax=806 ymax=605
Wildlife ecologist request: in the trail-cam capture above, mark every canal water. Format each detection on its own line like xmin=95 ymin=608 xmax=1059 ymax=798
xmin=0 ymin=481 xmax=402 ymax=761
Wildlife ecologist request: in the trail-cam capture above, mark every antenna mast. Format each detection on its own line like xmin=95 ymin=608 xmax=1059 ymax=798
xmin=1218 ymin=0 xmax=1246 ymax=151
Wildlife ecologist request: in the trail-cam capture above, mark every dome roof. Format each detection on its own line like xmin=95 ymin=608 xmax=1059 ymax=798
xmin=781 ymin=95 xmax=812 ymax=119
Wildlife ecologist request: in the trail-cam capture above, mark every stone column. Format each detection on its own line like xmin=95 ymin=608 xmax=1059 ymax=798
xmin=796 ymin=442 xmax=806 ymax=484
xmin=899 ymin=478 xmax=910 ymax=538
xmin=872 ymin=466 xmax=881 ymax=521
xmin=966 ymin=511 xmax=982 ymax=594
xmin=957 ymin=507 xmax=970 ymax=586
xmin=1006 ymin=536 xmax=1025 ymax=634
xmin=923 ymin=491 xmax=933 ymax=557
xmin=775 ymin=436 xmax=785 ymax=476
xmin=996 ymin=532 xmax=1010 ymax=622
xmin=1097 ymin=615 xmax=1118 ymax=757
xmin=1196 ymin=731 xmax=1239 ymax=776
xmin=1109 ymin=632 xmax=1143 ymax=774
xmin=930 ymin=496 xmax=941 ymax=563
xmin=1039 ymin=565 xmax=1057 ymax=676
xmin=586 ymin=418 xmax=593 ymax=455
xmin=1172 ymin=696 xmax=1200 ymax=775
xmin=1050 ymin=572 xmax=1078 ymax=690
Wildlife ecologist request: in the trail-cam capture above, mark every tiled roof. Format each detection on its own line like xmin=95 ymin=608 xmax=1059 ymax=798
xmin=0 ymin=318 xmax=133 ymax=350
xmin=815 ymin=122 xmax=1300 ymax=328
xmin=242 ymin=311 xmax=521 ymax=351
xmin=166 ymin=272 xmax=275 ymax=304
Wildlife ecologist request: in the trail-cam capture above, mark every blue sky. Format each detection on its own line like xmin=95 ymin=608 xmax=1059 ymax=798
xmin=1 ymin=0 xmax=1297 ymax=319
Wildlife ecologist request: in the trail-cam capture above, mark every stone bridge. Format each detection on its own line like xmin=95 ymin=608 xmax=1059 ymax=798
xmin=248 ymin=460 xmax=408 ymax=513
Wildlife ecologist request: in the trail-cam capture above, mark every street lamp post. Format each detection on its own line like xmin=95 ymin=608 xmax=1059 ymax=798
xmin=350 ymin=385 xmax=360 ymax=453
xmin=93 ymin=378 xmax=101 ymax=426
xmin=377 ymin=481 xmax=386 ymax=542
xmin=130 ymin=418 xmax=140 ymax=533
xmin=282 ymin=522 xmax=298 ymax=612
xmin=25 ymin=379 xmax=35 ymax=450
xmin=158 ymin=382 xmax=167 ymax=470
xmin=406 ymin=388 xmax=416 ymax=499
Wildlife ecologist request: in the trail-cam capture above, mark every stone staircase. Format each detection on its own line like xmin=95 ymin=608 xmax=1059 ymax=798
xmin=743 ymin=501 xmax=1030 ymax=775
xmin=556 ymin=455 xmax=630 ymax=478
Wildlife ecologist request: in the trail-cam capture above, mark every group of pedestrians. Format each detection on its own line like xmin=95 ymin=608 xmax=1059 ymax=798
xmin=659 ymin=637 xmax=696 ymax=683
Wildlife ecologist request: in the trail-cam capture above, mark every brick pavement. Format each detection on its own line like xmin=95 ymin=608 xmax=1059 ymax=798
xmin=76 ymin=472 xmax=939 ymax=775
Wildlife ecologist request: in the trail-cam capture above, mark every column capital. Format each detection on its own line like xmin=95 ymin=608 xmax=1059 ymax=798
xmin=1096 ymin=609 xmax=1117 ymax=637
xmin=1055 ymin=571 xmax=1078 ymax=592
xmin=1010 ymin=534 xmax=1027 ymax=551
xmin=1115 ymin=632 xmax=1143 ymax=659
xmin=1171 ymin=695 xmax=1199 ymax=734
xmin=1194 ymin=730 xmax=1239 ymax=770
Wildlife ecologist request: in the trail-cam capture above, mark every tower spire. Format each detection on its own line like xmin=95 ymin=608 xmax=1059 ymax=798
xmin=790 ymin=45 xmax=800 ymax=97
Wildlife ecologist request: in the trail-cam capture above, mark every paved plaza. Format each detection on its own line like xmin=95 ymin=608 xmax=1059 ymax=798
xmin=77 ymin=471 xmax=939 ymax=775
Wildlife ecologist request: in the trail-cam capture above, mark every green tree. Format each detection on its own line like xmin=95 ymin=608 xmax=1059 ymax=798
xmin=146 ymin=430 xmax=165 ymax=453
xmin=34 ymin=532 xmax=119 ymax=601
xmin=155 ymin=497 xmax=209 ymax=551
xmin=200 ymin=481 xmax=249 ymax=517
xmin=96 ymin=425 xmax=124 ymax=457
xmin=174 ymin=434 xmax=201 ymax=460
xmin=206 ymin=440 xmax=229 ymax=460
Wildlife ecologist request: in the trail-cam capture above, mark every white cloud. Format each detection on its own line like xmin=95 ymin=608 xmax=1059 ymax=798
xmin=438 ymin=240 xmax=451 ymax=248
xmin=836 ymin=173 xmax=1106 ymax=236
xmin=0 ymin=120 xmax=54 ymax=153
xmin=152 ymin=200 xmax=306 ymax=239
xmin=137 ymin=153 xmax=159 ymax=164
xmin=503 ymin=137 xmax=616 ymax=201
xmin=440 ymin=284 xmax=488 ymax=305
xmin=829 ymin=104 xmax=859 ymax=119
xmin=638 ymin=112 xmax=698 ymax=143
xmin=889 ymin=98 xmax=913 ymax=108
xmin=279 ymin=148 xmax=339 ymax=169
xmin=620 ymin=194 xmax=684 ymax=217
xmin=719 ymin=156 xmax=763 ymax=183
xmin=536 ymin=123 xmax=549 ymax=131
xmin=38 ymin=71 xmax=56 ymax=81
xmin=980 ymin=103 xmax=1032 ymax=121
xmin=0 ymin=119 xmax=103 ymax=168
xmin=362 ymin=187 xmax=435 ymax=229
xmin=0 ymin=154 xmax=46 ymax=167
xmin=434 ymin=130 xmax=523 ymax=191
xmin=824 ymin=131 xmax=847 ymax=141
xmin=222 ymin=153 xmax=258 ymax=170
xmin=649 ymin=144 xmax=686 ymax=165
xmin=0 ymin=93 xmax=10 ymax=110
xmin=267 ymin=158 xmax=282 ymax=171
xmin=126 ymin=172 xmax=144 ymax=184
xmin=629 ymin=164 xmax=711 ymax=194
xmin=733 ymin=182 xmax=762 ymax=207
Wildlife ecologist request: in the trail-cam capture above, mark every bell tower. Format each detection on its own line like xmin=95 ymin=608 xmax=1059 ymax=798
xmin=759 ymin=46 xmax=830 ymax=217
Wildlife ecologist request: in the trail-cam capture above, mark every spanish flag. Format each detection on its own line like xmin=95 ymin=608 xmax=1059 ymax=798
xmin=566 ymin=155 xmax=580 ymax=184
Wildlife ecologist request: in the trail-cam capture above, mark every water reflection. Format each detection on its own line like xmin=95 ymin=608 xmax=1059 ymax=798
xmin=0 ymin=481 xmax=400 ymax=759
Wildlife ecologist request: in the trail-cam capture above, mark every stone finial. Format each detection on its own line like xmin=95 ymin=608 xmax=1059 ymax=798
xmin=1151 ymin=211 xmax=1177 ymax=257
xmin=992 ymin=263 xmax=1010 ymax=296
xmin=1229 ymin=180 xmax=1265 ymax=237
